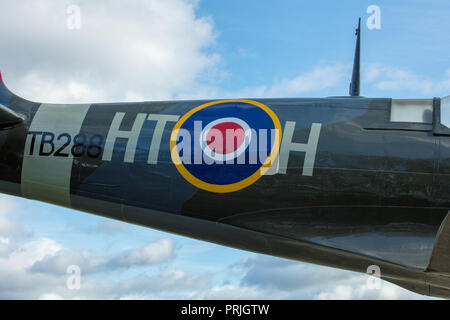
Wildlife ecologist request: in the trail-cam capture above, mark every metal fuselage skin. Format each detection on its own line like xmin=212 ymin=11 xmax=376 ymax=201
xmin=1 ymin=90 xmax=450 ymax=298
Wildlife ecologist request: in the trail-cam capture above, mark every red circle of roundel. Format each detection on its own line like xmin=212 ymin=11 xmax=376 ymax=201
xmin=206 ymin=121 xmax=245 ymax=155
xmin=170 ymin=99 xmax=282 ymax=193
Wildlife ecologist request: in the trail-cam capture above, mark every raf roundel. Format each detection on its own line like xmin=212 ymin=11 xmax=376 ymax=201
xmin=170 ymin=99 xmax=282 ymax=193
xmin=200 ymin=117 xmax=252 ymax=163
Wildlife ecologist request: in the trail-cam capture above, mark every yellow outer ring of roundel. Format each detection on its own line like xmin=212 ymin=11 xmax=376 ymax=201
xmin=170 ymin=99 xmax=282 ymax=193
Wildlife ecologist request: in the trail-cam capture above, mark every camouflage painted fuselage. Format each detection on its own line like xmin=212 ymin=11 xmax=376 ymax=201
xmin=1 ymin=79 xmax=450 ymax=298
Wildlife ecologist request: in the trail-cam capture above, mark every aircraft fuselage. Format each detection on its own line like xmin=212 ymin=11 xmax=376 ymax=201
xmin=1 ymin=92 xmax=450 ymax=298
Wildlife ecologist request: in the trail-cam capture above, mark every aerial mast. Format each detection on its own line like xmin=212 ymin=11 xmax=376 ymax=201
xmin=349 ymin=18 xmax=361 ymax=96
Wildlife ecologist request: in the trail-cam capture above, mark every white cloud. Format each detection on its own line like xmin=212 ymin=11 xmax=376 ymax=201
xmin=16 ymin=73 xmax=107 ymax=104
xmin=30 ymin=247 xmax=108 ymax=275
xmin=264 ymin=64 xmax=349 ymax=97
xmin=176 ymin=63 xmax=350 ymax=100
xmin=314 ymin=276 xmax=427 ymax=300
xmin=0 ymin=201 xmax=182 ymax=298
xmin=0 ymin=0 xmax=220 ymax=103
xmin=226 ymin=64 xmax=348 ymax=99
xmin=0 ymin=234 xmax=180 ymax=298
xmin=5 ymin=238 xmax=61 ymax=270
xmin=0 ymin=195 xmax=22 ymax=238
xmin=38 ymin=293 xmax=64 ymax=300
xmin=118 ymin=270 xmax=211 ymax=295
xmin=364 ymin=64 xmax=450 ymax=96
xmin=236 ymin=255 xmax=433 ymax=300
xmin=315 ymin=284 xmax=354 ymax=300
xmin=113 ymin=238 xmax=175 ymax=267
xmin=191 ymin=284 xmax=285 ymax=300
xmin=238 ymin=256 xmax=344 ymax=292
xmin=30 ymin=238 xmax=175 ymax=274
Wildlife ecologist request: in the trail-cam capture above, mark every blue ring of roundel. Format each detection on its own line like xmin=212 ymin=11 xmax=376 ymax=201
xmin=177 ymin=101 xmax=276 ymax=185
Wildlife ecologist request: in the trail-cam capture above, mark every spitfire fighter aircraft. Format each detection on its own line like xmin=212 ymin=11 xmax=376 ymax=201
xmin=1 ymin=19 xmax=450 ymax=298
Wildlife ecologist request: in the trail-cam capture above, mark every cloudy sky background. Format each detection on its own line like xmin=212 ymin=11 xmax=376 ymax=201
xmin=0 ymin=0 xmax=449 ymax=299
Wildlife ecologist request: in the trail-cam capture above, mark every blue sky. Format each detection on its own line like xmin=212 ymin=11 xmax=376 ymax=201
xmin=0 ymin=0 xmax=448 ymax=299
xmin=196 ymin=0 xmax=450 ymax=98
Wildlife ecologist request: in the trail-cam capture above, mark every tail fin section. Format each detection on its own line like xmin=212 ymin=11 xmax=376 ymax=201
xmin=0 ymin=72 xmax=25 ymax=129
xmin=427 ymin=211 xmax=450 ymax=275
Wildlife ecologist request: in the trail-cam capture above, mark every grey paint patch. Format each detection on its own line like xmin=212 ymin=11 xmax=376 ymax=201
xmin=279 ymin=121 xmax=322 ymax=176
xmin=102 ymin=112 xmax=147 ymax=163
xmin=146 ymin=114 xmax=179 ymax=164
xmin=21 ymin=103 xmax=90 ymax=207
